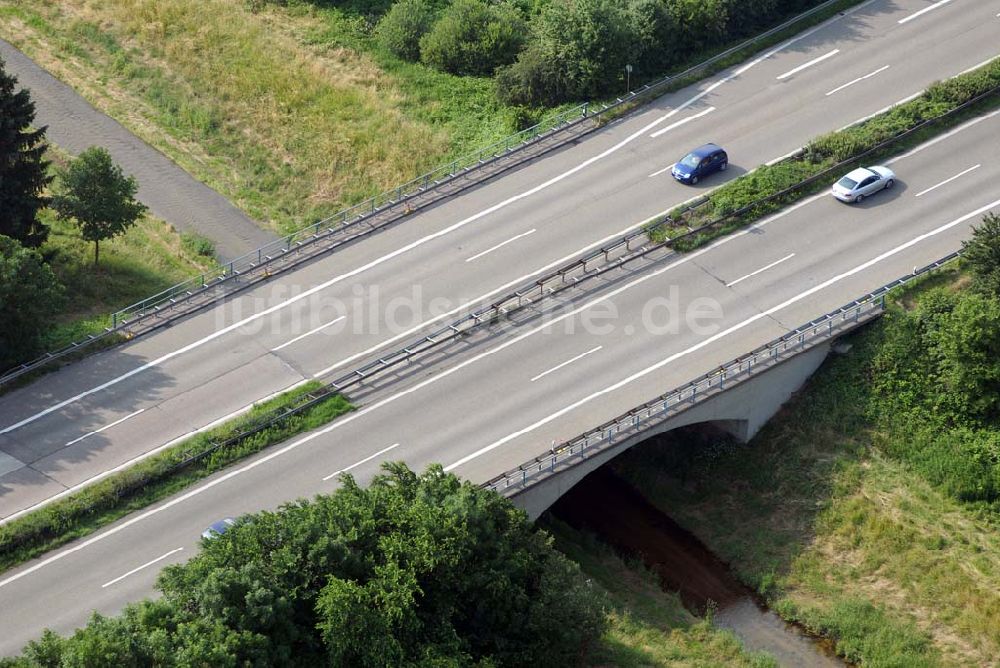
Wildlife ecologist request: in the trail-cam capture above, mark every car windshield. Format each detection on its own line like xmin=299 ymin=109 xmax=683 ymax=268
xmin=837 ymin=176 xmax=858 ymax=190
xmin=679 ymin=153 xmax=701 ymax=168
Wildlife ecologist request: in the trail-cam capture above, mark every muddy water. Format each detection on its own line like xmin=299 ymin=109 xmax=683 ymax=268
xmin=550 ymin=468 xmax=845 ymax=667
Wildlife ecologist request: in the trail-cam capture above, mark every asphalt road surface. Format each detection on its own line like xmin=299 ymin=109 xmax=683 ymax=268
xmin=1 ymin=0 xmax=999 ymax=652
xmin=1 ymin=80 xmax=998 ymax=657
xmin=1 ymin=0 xmax=995 ymax=524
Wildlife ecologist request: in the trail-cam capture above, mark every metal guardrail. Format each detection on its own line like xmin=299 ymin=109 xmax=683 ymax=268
xmin=322 ymin=78 xmax=1000 ymax=394
xmin=0 ymin=0 xmax=849 ymax=386
xmin=482 ymin=252 xmax=963 ymax=496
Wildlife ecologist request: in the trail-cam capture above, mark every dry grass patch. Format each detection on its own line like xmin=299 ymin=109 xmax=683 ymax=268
xmin=0 ymin=0 xmax=451 ymax=232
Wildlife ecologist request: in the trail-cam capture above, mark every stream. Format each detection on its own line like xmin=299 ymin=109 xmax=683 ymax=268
xmin=549 ymin=467 xmax=845 ymax=667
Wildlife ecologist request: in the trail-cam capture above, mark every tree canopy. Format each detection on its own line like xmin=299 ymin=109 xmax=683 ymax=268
xmin=963 ymin=212 xmax=1000 ymax=297
xmin=0 ymin=236 xmax=65 ymax=372
xmin=0 ymin=56 xmax=51 ymax=248
xmin=52 ymin=147 xmax=147 ymax=266
xmin=5 ymin=463 xmax=603 ymax=666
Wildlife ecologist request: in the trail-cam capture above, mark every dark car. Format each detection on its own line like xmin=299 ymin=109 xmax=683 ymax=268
xmin=201 ymin=517 xmax=236 ymax=540
xmin=671 ymin=143 xmax=728 ymax=185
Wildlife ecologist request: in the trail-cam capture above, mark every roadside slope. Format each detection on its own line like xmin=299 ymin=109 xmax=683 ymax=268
xmin=0 ymin=39 xmax=276 ymax=261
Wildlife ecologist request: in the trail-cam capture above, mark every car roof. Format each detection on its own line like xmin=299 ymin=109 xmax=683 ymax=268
xmin=844 ymin=167 xmax=876 ymax=181
xmin=208 ymin=517 xmax=235 ymax=532
xmin=687 ymin=143 xmax=722 ymax=157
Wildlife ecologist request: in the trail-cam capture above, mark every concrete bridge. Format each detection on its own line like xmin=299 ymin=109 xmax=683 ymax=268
xmin=484 ymin=290 xmax=888 ymax=519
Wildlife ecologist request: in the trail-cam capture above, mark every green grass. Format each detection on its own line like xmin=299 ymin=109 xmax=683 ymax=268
xmin=0 ymin=381 xmax=353 ymax=575
xmin=610 ymin=271 xmax=1000 ymax=666
xmin=545 ymin=518 xmax=777 ymax=668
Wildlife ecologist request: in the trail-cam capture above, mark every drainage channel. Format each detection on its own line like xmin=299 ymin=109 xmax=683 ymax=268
xmin=549 ymin=467 xmax=845 ymax=667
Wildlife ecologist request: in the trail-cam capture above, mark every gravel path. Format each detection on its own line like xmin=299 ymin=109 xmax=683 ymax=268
xmin=1 ymin=39 xmax=278 ymax=262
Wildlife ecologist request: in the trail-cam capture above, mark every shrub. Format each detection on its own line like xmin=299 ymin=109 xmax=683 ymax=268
xmin=180 ymin=232 xmax=216 ymax=259
xmin=963 ymin=213 xmax=1000 ymax=297
xmin=419 ymin=0 xmax=527 ymax=76
xmin=9 ymin=464 xmax=605 ymax=666
xmin=0 ymin=235 xmax=66 ymax=372
xmin=375 ymin=0 xmax=437 ymax=62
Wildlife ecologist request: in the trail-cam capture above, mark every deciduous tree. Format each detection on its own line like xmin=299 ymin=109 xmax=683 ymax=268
xmin=963 ymin=212 xmax=1000 ymax=297
xmin=52 ymin=147 xmax=147 ymax=266
xmin=0 ymin=236 xmax=65 ymax=371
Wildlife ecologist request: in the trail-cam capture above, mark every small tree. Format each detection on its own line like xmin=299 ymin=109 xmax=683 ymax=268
xmin=0 ymin=56 xmax=52 ymax=248
xmin=419 ymin=0 xmax=526 ymax=76
xmin=963 ymin=212 xmax=1000 ymax=297
xmin=375 ymin=0 xmax=436 ymax=62
xmin=52 ymin=147 xmax=147 ymax=266
xmin=0 ymin=235 xmax=65 ymax=371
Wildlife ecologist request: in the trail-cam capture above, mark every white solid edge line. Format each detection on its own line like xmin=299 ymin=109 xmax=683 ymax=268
xmin=0 ymin=3 xmax=884 ymax=588
xmin=776 ymin=49 xmax=840 ymax=80
xmin=465 ymin=229 xmax=537 ymax=262
xmin=64 ymin=409 xmax=146 ymax=448
xmin=898 ymin=0 xmax=955 ymax=24
xmin=272 ymin=315 xmax=347 ymax=352
xmin=726 ymin=253 xmax=796 ymax=287
xmin=0 ymin=378 xmax=312 ymax=526
xmin=958 ymin=55 xmax=1000 ymax=77
xmin=825 ymin=64 xmax=890 ymax=96
xmin=889 ymin=109 xmax=1000 ymax=162
xmin=837 ymin=91 xmax=923 ymax=132
xmin=101 ymin=547 xmax=183 ymax=588
xmin=836 ymin=56 xmax=1000 ymax=134
xmin=444 ymin=197 xmax=1000 ymax=473
xmin=915 ymin=164 xmax=981 ymax=197
xmin=0 ymin=0 xmax=869 ymax=436
xmin=0 ymin=168 xmax=816 ymax=590
xmin=531 ymin=346 xmax=603 ymax=382
xmin=322 ymin=443 xmax=400 ymax=481
xmin=649 ymin=106 xmax=716 ymax=139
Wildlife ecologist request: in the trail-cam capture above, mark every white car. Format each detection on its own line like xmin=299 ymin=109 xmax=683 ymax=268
xmin=831 ymin=166 xmax=895 ymax=203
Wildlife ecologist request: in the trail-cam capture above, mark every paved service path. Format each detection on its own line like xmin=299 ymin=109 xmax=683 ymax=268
xmin=0 ymin=39 xmax=277 ymax=262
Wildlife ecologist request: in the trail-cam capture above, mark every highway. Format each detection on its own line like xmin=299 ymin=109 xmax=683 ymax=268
xmin=1 ymin=83 xmax=998 ymax=655
xmin=0 ymin=0 xmax=999 ymax=652
xmin=1 ymin=0 xmax=996 ymax=522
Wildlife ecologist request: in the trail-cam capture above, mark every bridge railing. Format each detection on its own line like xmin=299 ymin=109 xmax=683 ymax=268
xmin=482 ymin=251 xmax=961 ymax=496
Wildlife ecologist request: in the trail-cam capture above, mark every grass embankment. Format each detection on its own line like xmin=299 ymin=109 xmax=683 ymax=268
xmin=613 ymin=267 xmax=1000 ymax=667
xmin=654 ymin=58 xmax=1000 ymax=249
xmin=0 ymin=0 xmax=493 ymax=233
xmin=546 ymin=518 xmax=777 ymax=667
xmin=0 ymin=381 xmax=352 ymax=574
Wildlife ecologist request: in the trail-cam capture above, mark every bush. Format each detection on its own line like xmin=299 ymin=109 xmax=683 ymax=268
xmin=963 ymin=213 xmax=1000 ymax=297
xmin=419 ymin=0 xmax=527 ymax=76
xmin=529 ymin=0 xmax=633 ymax=100
xmin=375 ymin=0 xmax=437 ymax=62
xmin=8 ymin=464 xmax=605 ymax=666
xmin=180 ymin=232 xmax=216 ymax=259
xmin=0 ymin=235 xmax=66 ymax=372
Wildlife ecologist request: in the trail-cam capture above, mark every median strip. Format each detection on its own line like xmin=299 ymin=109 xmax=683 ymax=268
xmin=0 ymin=382 xmax=352 ymax=575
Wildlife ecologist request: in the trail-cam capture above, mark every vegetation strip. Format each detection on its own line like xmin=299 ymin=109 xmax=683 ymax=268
xmin=0 ymin=381 xmax=353 ymax=574
xmin=657 ymin=60 xmax=1000 ymax=249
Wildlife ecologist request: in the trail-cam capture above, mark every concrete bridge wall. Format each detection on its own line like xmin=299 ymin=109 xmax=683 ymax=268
xmin=512 ymin=341 xmax=833 ymax=519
